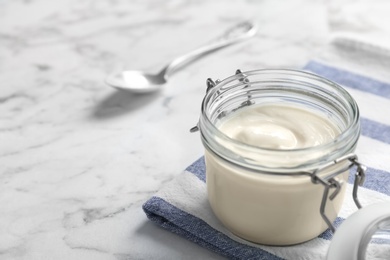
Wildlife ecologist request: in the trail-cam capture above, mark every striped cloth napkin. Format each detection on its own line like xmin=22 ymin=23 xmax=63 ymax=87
xmin=143 ymin=37 xmax=390 ymax=260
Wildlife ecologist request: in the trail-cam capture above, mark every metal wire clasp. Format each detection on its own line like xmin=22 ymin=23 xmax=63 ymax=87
xmin=310 ymin=153 xmax=366 ymax=232
xmin=190 ymin=69 xmax=249 ymax=133
xmin=189 ymin=77 xmax=218 ymax=133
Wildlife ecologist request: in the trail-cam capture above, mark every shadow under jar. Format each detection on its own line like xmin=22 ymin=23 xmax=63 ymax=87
xmin=194 ymin=69 xmax=364 ymax=246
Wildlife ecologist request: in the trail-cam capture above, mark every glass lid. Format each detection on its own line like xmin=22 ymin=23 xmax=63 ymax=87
xmin=327 ymin=202 xmax=390 ymax=260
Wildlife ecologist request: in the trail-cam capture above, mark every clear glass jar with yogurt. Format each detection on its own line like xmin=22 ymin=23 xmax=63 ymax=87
xmin=192 ymin=69 xmax=364 ymax=245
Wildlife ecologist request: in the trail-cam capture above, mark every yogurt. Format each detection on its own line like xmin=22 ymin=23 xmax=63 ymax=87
xmin=219 ymin=103 xmax=340 ymax=150
xmin=205 ymin=103 xmax=347 ymax=245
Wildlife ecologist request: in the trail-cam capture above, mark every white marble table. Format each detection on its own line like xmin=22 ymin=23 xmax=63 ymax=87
xmin=1 ymin=0 xmax=388 ymax=259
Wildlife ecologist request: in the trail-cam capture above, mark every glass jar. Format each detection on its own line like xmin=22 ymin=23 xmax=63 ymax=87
xmin=193 ymin=69 xmax=364 ymax=245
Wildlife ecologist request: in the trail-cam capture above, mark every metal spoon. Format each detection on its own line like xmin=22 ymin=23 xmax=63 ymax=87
xmin=105 ymin=21 xmax=257 ymax=93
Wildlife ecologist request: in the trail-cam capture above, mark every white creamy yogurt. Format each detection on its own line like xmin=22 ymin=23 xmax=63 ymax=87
xmin=205 ymin=103 xmax=348 ymax=245
xmin=218 ymin=103 xmax=340 ymax=150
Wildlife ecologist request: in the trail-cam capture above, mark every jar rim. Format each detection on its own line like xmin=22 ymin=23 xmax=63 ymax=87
xmin=199 ymin=68 xmax=361 ymax=171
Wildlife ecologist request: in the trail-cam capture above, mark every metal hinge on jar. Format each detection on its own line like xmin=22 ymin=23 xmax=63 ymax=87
xmin=309 ymin=153 xmax=366 ymax=232
xmin=190 ymin=69 xmax=252 ymax=133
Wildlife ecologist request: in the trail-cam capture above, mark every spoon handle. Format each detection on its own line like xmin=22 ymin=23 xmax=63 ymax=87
xmin=160 ymin=21 xmax=257 ymax=78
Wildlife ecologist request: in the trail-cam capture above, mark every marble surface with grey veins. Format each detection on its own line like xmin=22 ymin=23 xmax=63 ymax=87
xmin=1 ymin=0 xmax=389 ymax=259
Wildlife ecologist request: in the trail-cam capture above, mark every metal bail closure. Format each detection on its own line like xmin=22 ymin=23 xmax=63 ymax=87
xmin=189 ymin=69 xmax=253 ymax=133
xmin=206 ymin=78 xmax=217 ymax=92
xmin=190 ymin=77 xmax=219 ymax=133
xmin=189 ymin=125 xmax=200 ymax=133
xmin=310 ymin=153 xmax=366 ymax=233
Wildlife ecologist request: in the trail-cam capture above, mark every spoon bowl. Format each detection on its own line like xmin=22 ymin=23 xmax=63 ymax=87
xmin=105 ymin=21 xmax=257 ymax=93
xmin=106 ymin=70 xmax=166 ymax=93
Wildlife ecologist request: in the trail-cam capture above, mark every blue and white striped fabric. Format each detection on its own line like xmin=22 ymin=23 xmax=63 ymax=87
xmin=143 ymin=42 xmax=390 ymax=259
